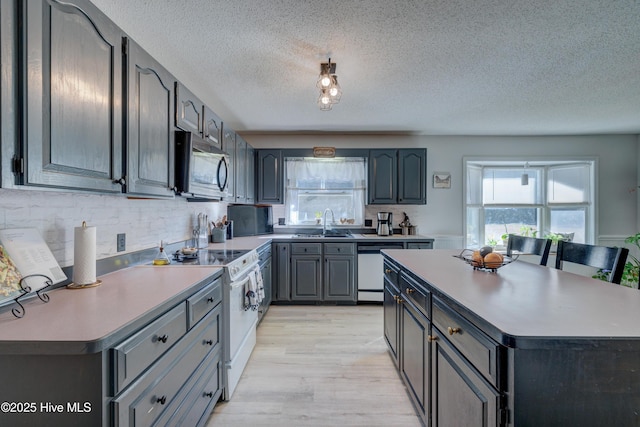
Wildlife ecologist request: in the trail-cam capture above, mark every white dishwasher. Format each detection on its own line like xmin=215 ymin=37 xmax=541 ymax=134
xmin=357 ymin=242 xmax=404 ymax=302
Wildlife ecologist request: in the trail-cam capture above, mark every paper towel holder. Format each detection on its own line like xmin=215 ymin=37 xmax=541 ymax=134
xmin=68 ymin=221 xmax=101 ymax=289
xmin=11 ymin=273 xmax=53 ymax=319
xmin=67 ymin=279 xmax=102 ymax=289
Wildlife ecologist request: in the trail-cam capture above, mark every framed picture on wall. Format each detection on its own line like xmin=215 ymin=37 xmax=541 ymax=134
xmin=433 ymin=172 xmax=451 ymax=189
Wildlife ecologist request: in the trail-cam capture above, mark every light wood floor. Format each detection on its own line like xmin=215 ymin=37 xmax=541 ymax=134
xmin=206 ymin=304 xmax=421 ymax=426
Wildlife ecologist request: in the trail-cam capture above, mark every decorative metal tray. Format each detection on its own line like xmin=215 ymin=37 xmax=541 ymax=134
xmin=454 ymin=249 xmax=517 ymax=272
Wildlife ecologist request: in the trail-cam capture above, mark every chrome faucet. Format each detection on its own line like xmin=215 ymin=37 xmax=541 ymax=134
xmin=322 ymin=208 xmax=335 ymax=235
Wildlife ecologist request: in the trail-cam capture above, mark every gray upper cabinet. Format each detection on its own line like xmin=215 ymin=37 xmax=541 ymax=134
xmin=256 ymin=149 xmax=283 ymax=204
xmin=234 ymin=134 xmax=247 ymax=203
xmin=246 ymin=144 xmax=255 ymax=204
xmin=203 ymin=106 xmax=222 ymax=150
xmin=175 ymin=83 xmax=203 ymax=135
xmin=222 ymin=127 xmax=235 ymax=201
xmin=175 ymin=83 xmax=222 ymax=152
xmin=123 ymin=38 xmax=175 ymax=198
xmin=398 ymin=149 xmax=426 ymax=204
xmin=368 ymin=149 xmax=426 ymax=204
xmin=21 ymin=0 xmax=123 ymax=193
xmin=368 ymin=149 xmax=397 ymax=204
xmin=223 ymin=129 xmax=254 ymax=204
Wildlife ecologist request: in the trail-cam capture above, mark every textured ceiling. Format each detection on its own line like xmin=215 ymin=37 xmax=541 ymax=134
xmin=90 ymin=0 xmax=640 ymax=135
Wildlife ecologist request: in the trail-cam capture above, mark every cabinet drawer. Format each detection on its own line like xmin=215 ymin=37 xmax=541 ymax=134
xmin=324 ymin=242 xmax=355 ymax=255
xmin=173 ymin=352 xmax=222 ymax=427
xmin=113 ymin=305 xmax=221 ymax=427
xmin=432 ymin=296 xmax=500 ymax=387
xmin=291 ymin=243 xmax=322 ymax=255
xmin=113 ymin=303 xmax=187 ymax=393
xmin=152 ymin=347 xmax=221 ymax=427
xmin=406 ymin=242 xmax=433 ymax=249
xmin=400 ymin=272 xmax=430 ymax=319
xmin=383 ymin=259 xmax=400 ymax=285
xmin=187 ymin=276 xmax=222 ymax=329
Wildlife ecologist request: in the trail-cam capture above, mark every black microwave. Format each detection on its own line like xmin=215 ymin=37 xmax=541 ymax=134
xmin=175 ymin=130 xmax=229 ymax=200
xmin=227 ymin=205 xmax=274 ymax=237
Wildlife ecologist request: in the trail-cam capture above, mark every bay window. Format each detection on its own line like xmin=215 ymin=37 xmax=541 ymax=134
xmin=465 ymin=159 xmax=595 ymax=247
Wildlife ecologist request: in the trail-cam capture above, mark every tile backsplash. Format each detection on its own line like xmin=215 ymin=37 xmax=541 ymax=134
xmin=0 ymin=188 xmax=227 ymax=267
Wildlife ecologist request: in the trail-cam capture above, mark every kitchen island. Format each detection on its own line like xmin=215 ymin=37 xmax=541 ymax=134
xmin=383 ymin=249 xmax=640 ymax=426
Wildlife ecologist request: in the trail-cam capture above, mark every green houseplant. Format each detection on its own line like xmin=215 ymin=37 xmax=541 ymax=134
xmin=592 ymin=233 xmax=640 ymax=288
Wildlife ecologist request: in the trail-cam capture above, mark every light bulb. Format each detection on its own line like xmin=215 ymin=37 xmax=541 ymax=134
xmin=320 ymin=75 xmax=331 ymax=88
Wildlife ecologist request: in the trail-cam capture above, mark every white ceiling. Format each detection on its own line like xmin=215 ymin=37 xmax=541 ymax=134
xmin=91 ymin=0 xmax=640 ymax=136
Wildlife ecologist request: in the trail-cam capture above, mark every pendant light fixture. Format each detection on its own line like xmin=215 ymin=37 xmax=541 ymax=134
xmin=316 ymin=58 xmax=342 ymax=110
xmin=521 ymin=162 xmax=529 ymax=186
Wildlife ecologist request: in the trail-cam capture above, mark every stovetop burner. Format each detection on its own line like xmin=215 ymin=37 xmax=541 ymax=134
xmin=171 ymin=249 xmax=251 ymax=266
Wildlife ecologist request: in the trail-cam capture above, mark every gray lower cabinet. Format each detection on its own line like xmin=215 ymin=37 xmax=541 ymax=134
xmin=430 ymin=325 xmax=501 ymax=427
xmin=274 ymin=243 xmax=290 ymax=301
xmin=323 ymin=243 xmax=356 ymax=302
xmin=112 ymin=275 xmax=223 ymax=427
xmin=123 ymin=37 xmax=175 ymax=198
xmin=291 ymin=243 xmax=322 ymax=301
xmin=384 ymin=256 xmax=505 ymax=426
xmin=21 ymin=0 xmax=123 ymax=193
xmin=258 ymin=243 xmax=272 ymax=322
xmin=383 ymin=273 xmax=401 ymax=368
xmin=281 ymin=242 xmax=356 ymax=303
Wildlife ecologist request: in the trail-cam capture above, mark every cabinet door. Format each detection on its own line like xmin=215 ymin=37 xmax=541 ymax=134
xmin=23 ymin=0 xmax=122 ymax=193
xmin=257 ymin=149 xmax=282 ymax=204
xmin=323 ymin=255 xmax=356 ymax=302
xmin=383 ymin=278 xmax=400 ymax=368
xmin=175 ymin=82 xmax=202 ymax=134
xmin=274 ymin=243 xmax=290 ymax=301
xmin=401 ymin=300 xmax=430 ymax=422
xmin=202 ymin=105 xmax=222 ymax=150
xmin=222 ymin=128 xmax=235 ymax=201
xmin=431 ymin=327 xmax=501 ymax=427
xmin=124 ymin=38 xmax=175 ymax=198
xmin=258 ymin=258 xmax=272 ymax=319
xmin=234 ymin=135 xmax=247 ymax=203
xmin=368 ymin=149 xmax=397 ymax=204
xmin=398 ymin=149 xmax=426 ymax=204
xmin=246 ymin=144 xmax=255 ymax=204
xmin=291 ymin=256 xmax=322 ymax=301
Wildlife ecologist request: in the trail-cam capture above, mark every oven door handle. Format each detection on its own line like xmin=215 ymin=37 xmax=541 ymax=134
xmin=230 ymin=274 xmax=252 ymax=290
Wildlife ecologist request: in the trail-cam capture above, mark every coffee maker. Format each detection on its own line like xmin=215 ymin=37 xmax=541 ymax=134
xmin=377 ymin=212 xmax=393 ymax=236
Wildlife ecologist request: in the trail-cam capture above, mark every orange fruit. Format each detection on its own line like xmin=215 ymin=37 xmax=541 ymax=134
xmin=483 ymin=252 xmax=504 ymax=268
xmin=472 ymin=250 xmax=483 ymax=266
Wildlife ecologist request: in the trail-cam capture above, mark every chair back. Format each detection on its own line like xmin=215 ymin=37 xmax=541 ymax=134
xmin=555 ymin=241 xmax=629 ymax=284
xmin=506 ymin=234 xmax=552 ymax=266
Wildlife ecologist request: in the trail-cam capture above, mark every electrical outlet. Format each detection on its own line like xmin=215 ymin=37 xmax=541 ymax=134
xmin=117 ymin=233 xmax=126 ymax=252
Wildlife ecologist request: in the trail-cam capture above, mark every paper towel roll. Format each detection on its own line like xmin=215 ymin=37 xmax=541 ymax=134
xmin=73 ymin=222 xmax=96 ymax=285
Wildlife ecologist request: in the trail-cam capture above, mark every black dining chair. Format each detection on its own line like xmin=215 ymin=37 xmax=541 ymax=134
xmin=555 ymin=240 xmax=629 ymax=284
xmin=506 ymin=234 xmax=552 ymax=266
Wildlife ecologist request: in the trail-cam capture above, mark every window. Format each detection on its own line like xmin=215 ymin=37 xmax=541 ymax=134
xmin=465 ymin=160 xmax=595 ymax=247
xmin=285 ymin=157 xmax=366 ymax=226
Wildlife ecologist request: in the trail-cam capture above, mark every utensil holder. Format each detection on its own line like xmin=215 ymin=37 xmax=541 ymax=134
xmin=211 ymin=228 xmax=226 ymax=243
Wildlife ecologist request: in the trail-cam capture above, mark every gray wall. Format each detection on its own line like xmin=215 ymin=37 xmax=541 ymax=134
xmin=244 ymin=133 xmax=639 ymax=249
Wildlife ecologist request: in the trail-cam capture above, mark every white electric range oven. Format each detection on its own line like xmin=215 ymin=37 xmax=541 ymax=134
xmin=168 ymin=248 xmax=260 ymax=400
